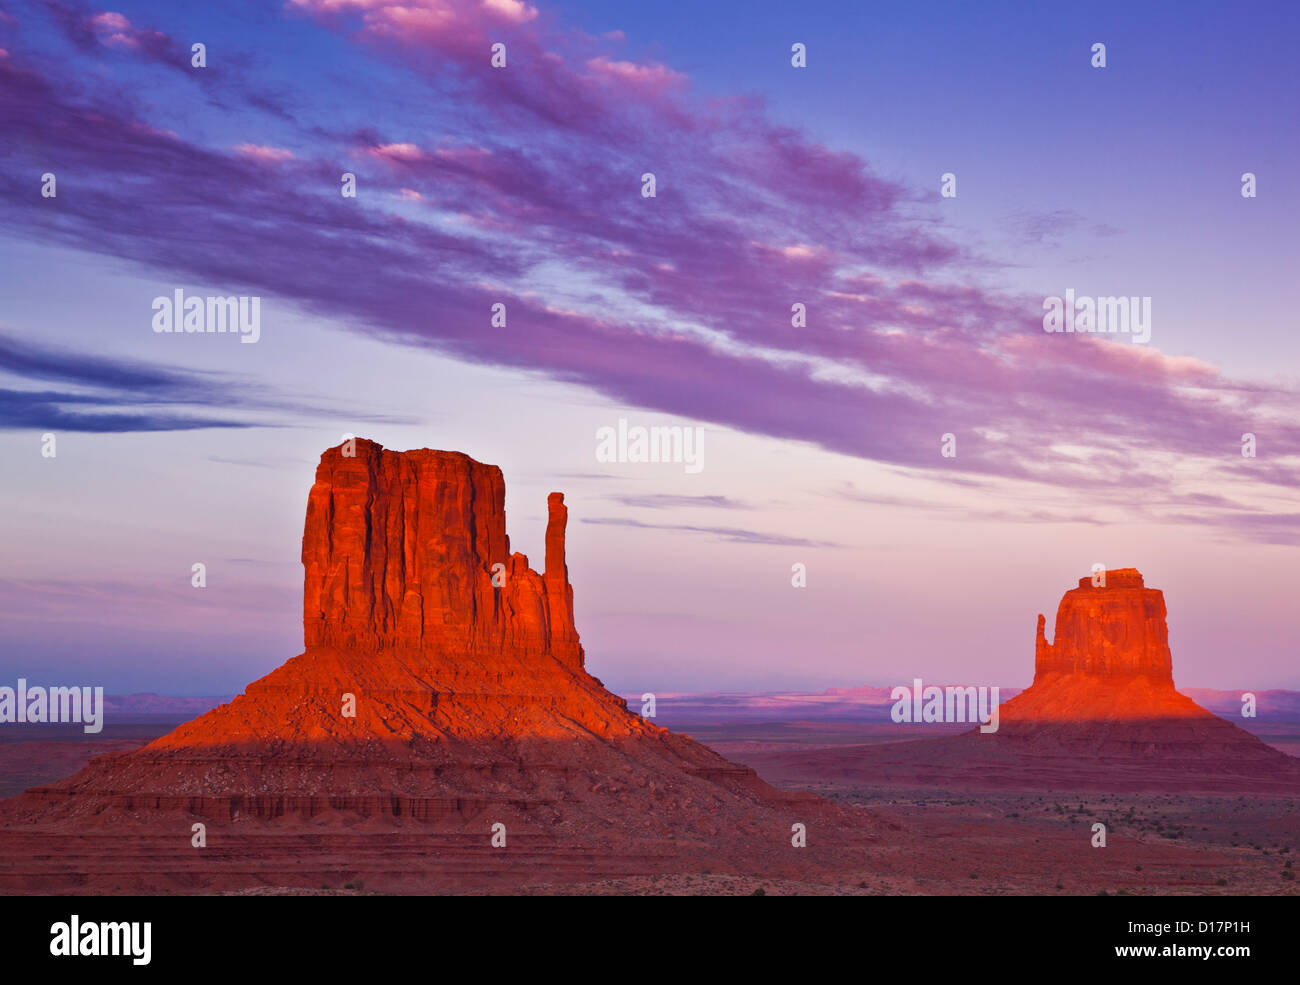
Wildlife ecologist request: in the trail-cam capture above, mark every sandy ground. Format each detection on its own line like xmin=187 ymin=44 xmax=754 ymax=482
xmin=1 ymin=719 xmax=1297 ymax=896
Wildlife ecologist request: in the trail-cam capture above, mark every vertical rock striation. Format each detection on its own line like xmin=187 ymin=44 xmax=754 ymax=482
xmin=301 ymin=439 xmax=583 ymax=667
xmin=1033 ymin=568 xmax=1173 ymax=684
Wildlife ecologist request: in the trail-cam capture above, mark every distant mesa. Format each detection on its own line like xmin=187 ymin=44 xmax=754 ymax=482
xmin=741 ymin=568 xmax=1300 ymax=793
xmin=995 ymin=567 xmax=1282 ymax=747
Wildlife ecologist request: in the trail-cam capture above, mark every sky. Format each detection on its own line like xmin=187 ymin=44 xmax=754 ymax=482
xmin=0 ymin=0 xmax=1298 ymax=694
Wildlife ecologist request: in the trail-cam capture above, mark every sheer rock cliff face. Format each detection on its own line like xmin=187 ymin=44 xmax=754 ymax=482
xmin=301 ymin=441 xmax=581 ymax=667
xmin=1033 ymin=569 xmax=1172 ymax=684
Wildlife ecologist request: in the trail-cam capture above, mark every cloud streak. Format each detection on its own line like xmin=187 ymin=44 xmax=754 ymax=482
xmin=0 ymin=330 xmax=408 ymax=431
xmin=581 ymin=516 xmax=835 ymax=548
xmin=610 ymin=493 xmax=753 ymax=510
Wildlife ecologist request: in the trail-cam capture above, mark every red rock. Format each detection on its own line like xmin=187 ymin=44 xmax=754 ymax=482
xmin=1033 ymin=568 xmax=1172 ymax=683
xmin=1004 ymin=568 xmax=1246 ymax=733
xmin=0 ymin=439 xmax=875 ymax=893
xmin=740 ymin=569 xmax=1300 ymax=794
xmin=301 ymin=442 xmax=582 ymax=667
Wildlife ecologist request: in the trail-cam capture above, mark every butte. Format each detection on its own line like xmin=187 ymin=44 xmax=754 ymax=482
xmin=744 ymin=568 xmax=1300 ymax=794
xmin=0 ymin=439 xmax=877 ymax=893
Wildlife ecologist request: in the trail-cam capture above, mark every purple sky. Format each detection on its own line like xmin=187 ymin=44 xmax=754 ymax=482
xmin=1 ymin=0 xmax=1298 ymax=693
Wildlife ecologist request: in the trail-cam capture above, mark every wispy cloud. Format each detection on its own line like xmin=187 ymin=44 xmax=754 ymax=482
xmin=1000 ymin=208 xmax=1123 ymax=248
xmin=0 ymin=330 xmax=407 ymax=431
xmin=609 ymin=493 xmax=753 ymax=510
xmin=582 ymin=516 xmax=835 ymax=547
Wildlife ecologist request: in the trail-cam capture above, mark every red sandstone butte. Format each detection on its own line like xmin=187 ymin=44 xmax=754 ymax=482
xmin=994 ymin=568 xmax=1281 ymax=746
xmin=300 ymin=445 xmax=581 ymax=665
xmin=0 ymin=440 xmax=876 ymax=894
xmin=1034 ymin=569 xmax=1172 ymax=683
xmin=740 ymin=568 xmax=1300 ymax=793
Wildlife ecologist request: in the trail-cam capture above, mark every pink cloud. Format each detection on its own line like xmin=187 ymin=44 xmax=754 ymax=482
xmin=367 ymin=142 xmax=428 ymax=163
xmin=481 ymin=0 xmax=538 ymax=23
xmin=586 ymin=56 xmax=685 ymax=89
xmin=234 ymin=143 xmax=296 ymax=163
xmin=40 ymin=6 xmax=188 ymax=71
xmin=90 ymin=12 xmax=130 ymax=30
xmin=288 ymin=0 xmax=534 ymax=48
xmin=293 ymin=0 xmax=537 ymax=22
xmin=86 ymin=10 xmax=167 ymax=52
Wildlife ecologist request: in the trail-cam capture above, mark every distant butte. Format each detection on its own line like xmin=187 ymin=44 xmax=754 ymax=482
xmin=741 ymin=569 xmax=1300 ymax=793
xmin=994 ymin=568 xmax=1290 ymax=754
